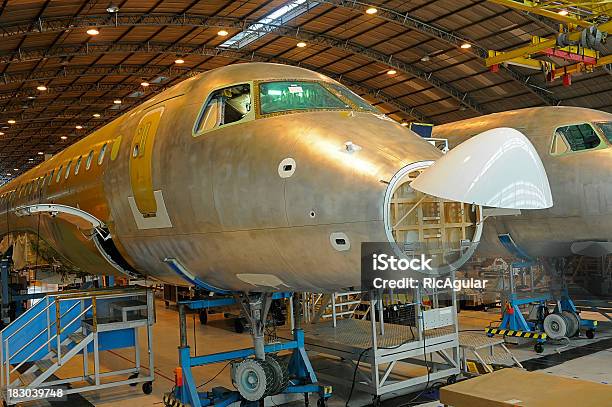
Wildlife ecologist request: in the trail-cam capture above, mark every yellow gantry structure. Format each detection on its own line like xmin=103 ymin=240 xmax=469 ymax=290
xmin=485 ymin=1 xmax=611 ymax=84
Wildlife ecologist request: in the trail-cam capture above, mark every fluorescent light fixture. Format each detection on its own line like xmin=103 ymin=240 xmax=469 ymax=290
xmin=87 ymin=28 xmax=100 ymax=36
xmin=460 ymin=43 xmax=472 ymax=49
xmin=558 ymin=9 xmax=569 ymax=16
xmin=113 ymin=99 xmax=122 ymax=104
xmin=141 ymin=81 xmax=150 ymax=87
xmin=37 ymin=151 xmax=44 ymax=155
xmin=366 ymin=7 xmax=378 ymax=14
xmin=7 ymin=119 xmax=15 ymax=124
xmin=13 ymin=168 xmax=18 ymax=171
xmin=175 ymin=58 xmax=185 ymax=64
xmin=75 ymin=125 xmax=83 ymax=129
xmin=217 ymin=30 xmax=229 ymax=36
xmin=0 ymin=132 xmax=4 ymax=136
xmin=93 ymin=113 xmax=101 ymax=118
xmin=386 ymin=69 xmax=397 ymax=75
xmin=60 ymin=135 xmax=68 ymax=140
xmin=37 ymin=85 xmax=47 ymax=91
xmin=220 ymin=0 xmax=319 ymax=49
xmin=296 ymin=41 xmax=307 ymax=48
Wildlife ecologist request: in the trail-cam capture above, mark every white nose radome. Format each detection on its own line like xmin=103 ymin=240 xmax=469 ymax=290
xmin=411 ymin=127 xmax=553 ymax=210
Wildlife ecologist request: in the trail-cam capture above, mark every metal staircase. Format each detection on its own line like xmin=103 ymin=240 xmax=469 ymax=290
xmin=0 ymin=287 xmax=155 ymax=405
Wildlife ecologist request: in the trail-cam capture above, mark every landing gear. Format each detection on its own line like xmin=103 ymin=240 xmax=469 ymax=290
xmin=534 ymin=342 xmax=544 ymax=353
xmin=543 ymin=313 xmax=569 ymax=339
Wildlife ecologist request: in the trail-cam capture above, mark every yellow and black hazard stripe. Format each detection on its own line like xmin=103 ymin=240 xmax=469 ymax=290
xmin=163 ymin=393 xmax=186 ymax=407
xmin=485 ymin=328 xmax=547 ymax=339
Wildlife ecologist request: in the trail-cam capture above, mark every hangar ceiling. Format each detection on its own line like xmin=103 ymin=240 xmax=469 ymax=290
xmin=0 ymin=0 xmax=610 ymax=182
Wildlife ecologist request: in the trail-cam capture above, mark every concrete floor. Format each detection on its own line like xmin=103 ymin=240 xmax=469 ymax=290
xmin=21 ymin=299 xmax=612 ymax=407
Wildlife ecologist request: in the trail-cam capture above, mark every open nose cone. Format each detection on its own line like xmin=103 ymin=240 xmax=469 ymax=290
xmin=410 ymin=127 xmax=553 ymax=210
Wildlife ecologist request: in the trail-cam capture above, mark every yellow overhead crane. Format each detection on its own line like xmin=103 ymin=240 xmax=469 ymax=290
xmin=485 ymin=0 xmax=611 ymax=86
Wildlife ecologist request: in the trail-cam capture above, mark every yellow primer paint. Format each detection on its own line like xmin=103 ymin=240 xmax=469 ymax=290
xmin=129 ymin=107 xmax=164 ymax=216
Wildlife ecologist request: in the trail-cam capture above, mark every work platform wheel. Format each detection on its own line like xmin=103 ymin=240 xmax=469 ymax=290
xmin=317 ymin=398 xmax=328 ymax=407
xmin=199 ymin=310 xmax=208 ymax=325
xmin=586 ymin=329 xmax=595 ymax=339
xmin=235 ymin=318 xmax=246 ymax=333
xmin=129 ymin=373 xmax=139 ymax=386
xmin=534 ymin=343 xmax=544 ymax=353
xmin=371 ymin=396 xmax=382 ymax=407
xmin=447 ymin=375 xmax=457 ymax=385
xmin=142 ymin=381 xmax=153 ymax=395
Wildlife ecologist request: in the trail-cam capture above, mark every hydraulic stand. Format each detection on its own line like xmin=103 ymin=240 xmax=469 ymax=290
xmin=165 ymin=293 xmax=332 ymax=407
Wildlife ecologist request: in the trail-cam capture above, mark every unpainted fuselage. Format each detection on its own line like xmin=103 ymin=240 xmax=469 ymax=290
xmin=0 ymin=63 xmax=451 ymax=292
xmin=433 ymin=106 xmax=612 ymax=259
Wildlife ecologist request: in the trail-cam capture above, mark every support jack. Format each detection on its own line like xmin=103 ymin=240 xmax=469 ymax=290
xmin=166 ymin=293 xmax=332 ymax=407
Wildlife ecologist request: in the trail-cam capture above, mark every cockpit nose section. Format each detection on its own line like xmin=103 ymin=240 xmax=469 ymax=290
xmin=383 ymin=127 xmax=552 ymax=275
xmin=411 ymin=127 xmax=553 ymax=210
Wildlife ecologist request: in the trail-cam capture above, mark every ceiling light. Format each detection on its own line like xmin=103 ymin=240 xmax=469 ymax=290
xmin=60 ymin=135 xmax=68 ymax=140
xmin=87 ymin=28 xmax=100 ymax=36
xmin=366 ymin=7 xmax=378 ymax=14
xmin=106 ymin=3 xmax=120 ymax=13
xmin=217 ymin=30 xmax=229 ymax=37
xmin=558 ymin=9 xmax=569 ymax=16
xmin=174 ymin=58 xmax=185 ymax=64
xmin=296 ymin=41 xmax=307 ymax=48
xmin=421 ymin=55 xmax=430 ymax=62
xmin=140 ymin=81 xmax=150 ymax=87
xmin=28 ymin=158 xmax=34 ymax=161
xmin=6 ymin=173 xmax=10 ymax=176
xmin=0 ymin=132 xmax=4 ymax=136
xmin=75 ymin=125 xmax=83 ymax=129
xmin=401 ymin=122 xmax=409 ymax=127
xmin=7 ymin=120 xmax=15 ymax=124
xmin=93 ymin=113 xmax=101 ymax=118
xmin=37 ymin=151 xmax=44 ymax=155
xmin=113 ymin=99 xmax=122 ymax=104
xmin=386 ymin=69 xmax=397 ymax=75
xmin=460 ymin=43 xmax=472 ymax=49
xmin=27 ymin=96 xmax=36 ymax=99
xmin=36 ymin=85 xmax=47 ymax=91
xmin=13 ymin=168 xmax=18 ymax=171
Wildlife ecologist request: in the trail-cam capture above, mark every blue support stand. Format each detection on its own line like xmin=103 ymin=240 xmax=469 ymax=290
xmin=168 ymin=294 xmax=332 ymax=407
xmin=490 ymin=234 xmax=598 ymax=350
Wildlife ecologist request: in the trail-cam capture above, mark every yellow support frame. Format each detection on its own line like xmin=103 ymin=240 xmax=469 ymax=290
xmin=485 ymin=20 xmax=612 ymax=67
xmin=488 ymin=0 xmax=612 ymax=27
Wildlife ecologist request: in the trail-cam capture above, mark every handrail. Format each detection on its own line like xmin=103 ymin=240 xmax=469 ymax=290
xmin=8 ymin=304 xmax=92 ymax=375
xmin=9 ymin=332 xmax=58 ymax=376
xmin=3 ymin=299 xmax=56 ymax=342
xmin=4 ymin=299 xmax=81 ymax=353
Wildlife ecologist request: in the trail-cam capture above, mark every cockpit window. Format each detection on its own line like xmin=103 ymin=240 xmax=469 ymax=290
xmin=259 ymin=81 xmax=348 ymax=115
xmin=594 ymin=122 xmax=612 ymax=143
xmin=327 ymin=83 xmax=380 ymax=113
xmin=551 ymin=123 xmax=603 ymax=155
xmin=194 ymin=84 xmax=251 ymax=134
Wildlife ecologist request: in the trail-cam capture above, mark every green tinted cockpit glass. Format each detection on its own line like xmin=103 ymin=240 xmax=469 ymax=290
xmin=595 ymin=122 xmax=612 ymax=143
xmin=327 ymin=83 xmax=379 ymax=113
xmin=259 ymin=81 xmax=349 ymax=115
xmin=554 ymin=123 xmax=603 ymax=152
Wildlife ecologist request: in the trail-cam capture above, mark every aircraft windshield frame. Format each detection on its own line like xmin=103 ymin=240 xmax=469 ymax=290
xmin=257 ymin=80 xmax=354 ymax=116
xmin=594 ymin=121 xmax=612 ymax=144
